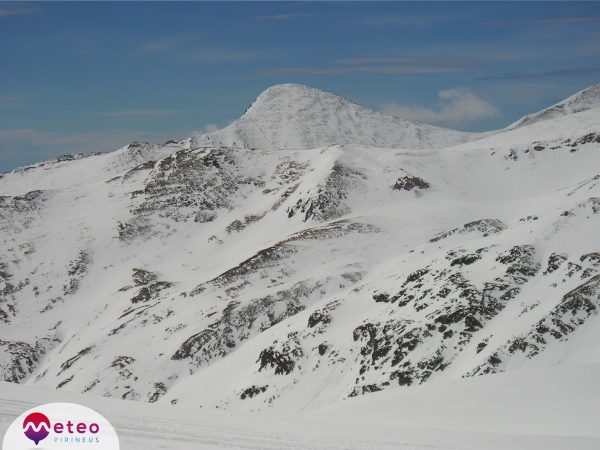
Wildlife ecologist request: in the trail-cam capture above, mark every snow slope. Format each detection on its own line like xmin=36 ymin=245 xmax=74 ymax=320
xmin=2 ymin=364 xmax=599 ymax=449
xmin=1 ymin=83 xmax=600 ymax=447
xmin=509 ymin=83 xmax=600 ymax=129
xmin=191 ymin=84 xmax=476 ymax=150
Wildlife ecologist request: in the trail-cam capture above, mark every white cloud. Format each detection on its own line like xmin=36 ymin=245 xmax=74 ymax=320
xmin=0 ymin=4 xmax=41 ymax=18
xmin=183 ymin=50 xmax=261 ymax=64
xmin=141 ymin=37 xmax=183 ymax=54
xmin=195 ymin=123 xmax=219 ymax=135
xmin=257 ymin=13 xmax=309 ymax=21
xmin=140 ymin=36 xmax=261 ymax=65
xmin=99 ymin=109 xmax=181 ymax=118
xmin=381 ymin=88 xmax=498 ymax=126
xmin=260 ymin=57 xmax=482 ymax=76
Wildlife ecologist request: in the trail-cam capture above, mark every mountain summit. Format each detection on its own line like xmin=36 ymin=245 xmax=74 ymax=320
xmin=192 ymin=83 xmax=475 ymax=150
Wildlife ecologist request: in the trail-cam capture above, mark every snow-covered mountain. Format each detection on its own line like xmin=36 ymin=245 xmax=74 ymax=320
xmin=1 ymin=83 xmax=599 ymax=421
xmin=191 ymin=83 xmax=475 ymax=150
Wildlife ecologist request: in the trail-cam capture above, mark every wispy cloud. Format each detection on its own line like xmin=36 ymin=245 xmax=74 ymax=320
xmin=194 ymin=123 xmax=220 ymax=135
xmin=0 ymin=128 xmax=133 ymax=147
xmin=360 ymin=10 xmax=475 ymax=28
xmin=0 ymin=4 xmax=41 ymax=18
xmin=0 ymin=128 xmax=194 ymax=171
xmin=492 ymin=16 xmax=600 ymax=26
xmin=0 ymin=95 xmax=27 ymax=108
xmin=183 ymin=49 xmax=261 ymax=64
xmin=479 ymin=66 xmax=600 ymax=80
xmin=360 ymin=15 xmax=440 ymax=28
xmin=141 ymin=36 xmax=184 ymax=54
xmin=260 ymin=57 xmax=483 ymax=76
xmin=0 ymin=128 xmax=196 ymax=149
xmin=99 ymin=109 xmax=181 ymax=118
xmin=140 ymin=36 xmax=261 ymax=64
xmin=257 ymin=13 xmax=309 ymax=22
xmin=381 ymin=88 xmax=498 ymax=127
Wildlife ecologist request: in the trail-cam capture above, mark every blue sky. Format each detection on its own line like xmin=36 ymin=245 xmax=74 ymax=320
xmin=1 ymin=1 xmax=599 ymax=171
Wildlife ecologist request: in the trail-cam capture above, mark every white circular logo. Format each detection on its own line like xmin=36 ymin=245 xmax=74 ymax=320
xmin=2 ymin=402 xmax=119 ymax=449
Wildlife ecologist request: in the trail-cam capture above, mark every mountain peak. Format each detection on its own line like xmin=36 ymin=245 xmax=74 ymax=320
xmin=252 ymin=83 xmax=353 ymax=102
xmin=256 ymin=83 xmax=320 ymax=95
xmin=509 ymin=82 xmax=600 ymax=129
xmin=192 ymin=84 xmax=474 ymax=150
xmin=242 ymin=83 xmax=366 ymax=120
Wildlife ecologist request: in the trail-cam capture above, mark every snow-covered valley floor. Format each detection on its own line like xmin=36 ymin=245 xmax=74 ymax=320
xmin=2 ymin=364 xmax=599 ymax=449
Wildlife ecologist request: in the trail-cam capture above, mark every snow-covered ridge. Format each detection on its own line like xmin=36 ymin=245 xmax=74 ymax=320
xmin=191 ymin=83 xmax=476 ymax=150
xmin=0 ymin=140 xmax=186 ymax=194
xmin=509 ymin=83 xmax=600 ymax=129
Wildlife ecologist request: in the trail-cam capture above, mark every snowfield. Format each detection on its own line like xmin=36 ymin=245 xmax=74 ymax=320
xmin=2 ymin=363 xmax=599 ymax=449
xmin=1 ymin=82 xmax=600 ymax=448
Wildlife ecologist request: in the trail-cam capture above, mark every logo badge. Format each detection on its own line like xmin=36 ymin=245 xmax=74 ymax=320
xmin=3 ymin=403 xmax=119 ymax=449
xmin=23 ymin=412 xmax=51 ymax=445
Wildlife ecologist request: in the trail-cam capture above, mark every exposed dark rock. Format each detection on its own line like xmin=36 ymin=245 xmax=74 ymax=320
xmin=58 ymin=346 xmax=94 ymax=375
xmin=196 ymin=245 xmax=296 ymax=293
xmin=56 ymin=152 xmax=102 ymax=162
xmin=286 ymin=163 xmax=365 ymax=222
xmin=308 ymin=311 xmax=331 ymax=328
xmin=519 ymin=215 xmax=539 ymax=222
xmin=132 ymin=269 xmax=158 ymax=286
xmin=240 ymin=385 xmax=268 ymax=400
xmin=194 ymin=211 xmax=217 ymax=223
xmin=405 ymin=269 xmax=429 ymax=284
xmin=110 ymin=356 xmax=136 ymax=369
xmin=131 ymin=281 xmax=173 ymax=304
xmin=430 ymin=219 xmax=506 ymax=243
xmin=82 ymin=379 xmax=100 ymax=393
xmin=62 ymin=251 xmax=90 ymax=296
xmin=392 ymin=175 xmax=430 ymax=191
xmin=0 ymin=340 xmax=49 ymax=382
xmin=545 ymin=253 xmax=567 ymax=275
xmin=121 ymin=160 xmax=157 ymax=181
xmin=574 ymin=133 xmax=600 ymax=145
xmin=476 ymin=339 xmax=489 ymax=353
xmin=148 ymin=382 xmax=167 ymax=403
xmin=172 ymin=282 xmax=316 ymax=367
xmin=0 ymin=190 xmax=47 ymax=214
xmin=349 ymin=242 xmax=540 ymax=396
xmin=225 ymin=220 xmax=245 ymax=234
xmin=581 ymin=253 xmax=600 ymax=265
xmin=257 ymin=344 xmax=301 ymax=375
xmin=372 ymin=293 xmax=390 ymax=303
xmin=349 ymin=383 xmax=383 ymax=397
xmin=450 ymin=249 xmax=485 ymax=267
xmin=119 ymin=147 xmax=263 ymax=239
xmin=470 ymin=274 xmax=600 ymax=376
xmin=171 ymin=330 xmax=222 ymax=362
xmin=57 ymin=375 xmax=74 ymax=389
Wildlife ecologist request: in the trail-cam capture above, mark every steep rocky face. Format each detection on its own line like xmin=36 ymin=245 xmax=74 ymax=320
xmin=0 ymin=84 xmax=600 ymax=413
